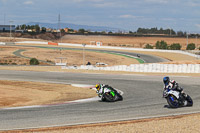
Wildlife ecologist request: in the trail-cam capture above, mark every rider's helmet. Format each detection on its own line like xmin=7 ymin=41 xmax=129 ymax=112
xmin=163 ymin=76 xmax=170 ymax=85
xmin=96 ymin=84 xmax=100 ymax=91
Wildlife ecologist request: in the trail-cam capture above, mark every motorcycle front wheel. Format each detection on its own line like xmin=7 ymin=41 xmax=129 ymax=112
xmin=167 ymin=95 xmax=180 ymax=108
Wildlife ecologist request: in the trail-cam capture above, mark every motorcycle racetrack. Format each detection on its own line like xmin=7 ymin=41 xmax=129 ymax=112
xmin=0 ymin=44 xmax=200 ymax=132
xmin=0 ymin=70 xmax=200 ymax=131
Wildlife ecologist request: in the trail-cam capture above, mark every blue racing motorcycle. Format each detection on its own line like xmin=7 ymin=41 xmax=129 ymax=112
xmin=163 ymin=87 xmax=193 ymax=108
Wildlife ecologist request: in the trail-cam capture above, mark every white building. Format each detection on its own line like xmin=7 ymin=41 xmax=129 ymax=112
xmin=0 ymin=25 xmax=15 ymax=32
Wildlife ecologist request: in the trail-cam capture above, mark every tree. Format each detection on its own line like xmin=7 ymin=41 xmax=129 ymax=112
xmin=186 ymin=43 xmax=196 ymax=50
xmin=144 ymin=44 xmax=154 ymax=49
xmin=177 ymin=31 xmax=184 ymax=37
xmin=136 ymin=27 xmax=176 ymax=35
xmin=169 ymin=43 xmax=181 ymax=50
xmin=68 ymin=29 xmax=74 ymax=33
xmin=27 ymin=25 xmax=31 ymax=29
xmin=30 ymin=58 xmax=39 ymax=65
xmin=129 ymin=31 xmax=133 ymax=34
xmin=78 ymin=29 xmax=85 ymax=34
xmin=41 ymin=27 xmax=46 ymax=33
xmin=155 ymin=40 xmax=168 ymax=49
xmin=35 ymin=24 xmax=40 ymax=33
xmin=101 ymin=31 xmax=106 ymax=34
xmin=61 ymin=29 xmax=65 ymax=33
xmin=21 ymin=24 xmax=27 ymax=30
xmin=16 ymin=25 xmax=20 ymax=30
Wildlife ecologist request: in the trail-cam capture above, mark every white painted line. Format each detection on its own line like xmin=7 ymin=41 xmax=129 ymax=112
xmin=2 ymin=105 xmax=43 ymax=110
xmin=71 ymin=84 xmax=94 ymax=88
xmin=65 ymin=97 xmax=100 ymax=104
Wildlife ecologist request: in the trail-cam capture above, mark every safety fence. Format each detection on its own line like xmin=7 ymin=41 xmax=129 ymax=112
xmin=0 ymin=42 xmax=5 ymax=45
xmin=15 ymin=41 xmax=48 ymax=44
xmin=62 ymin=64 xmax=200 ymax=73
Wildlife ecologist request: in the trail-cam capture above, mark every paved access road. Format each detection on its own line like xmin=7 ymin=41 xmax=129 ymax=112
xmin=0 ymin=70 xmax=199 ymax=131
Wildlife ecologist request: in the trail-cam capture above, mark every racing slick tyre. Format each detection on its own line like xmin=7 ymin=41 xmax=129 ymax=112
xmin=186 ymin=95 xmax=193 ymax=107
xmin=167 ymin=95 xmax=180 ymax=108
xmin=103 ymin=92 xmax=115 ymax=102
xmin=116 ymin=92 xmax=123 ymax=101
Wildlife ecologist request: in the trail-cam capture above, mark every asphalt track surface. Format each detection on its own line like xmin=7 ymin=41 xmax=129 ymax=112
xmin=0 ymin=70 xmax=200 ymax=131
xmin=11 ymin=45 xmax=169 ymax=63
xmin=0 ymin=46 xmax=198 ymax=130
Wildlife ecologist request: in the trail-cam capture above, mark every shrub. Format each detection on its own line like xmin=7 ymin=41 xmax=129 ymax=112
xmin=186 ymin=43 xmax=196 ymax=50
xmin=30 ymin=58 xmax=39 ymax=65
xmin=155 ymin=40 xmax=168 ymax=49
xmin=47 ymin=60 xmax=52 ymax=63
xmin=144 ymin=44 xmax=153 ymax=49
xmin=169 ymin=43 xmax=182 ymax=50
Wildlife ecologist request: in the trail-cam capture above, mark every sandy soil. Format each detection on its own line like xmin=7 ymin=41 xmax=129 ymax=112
xmin=1 ymin=44 xmax=199 ymax=67
xmin=4 ymin=113 xmax=200 ymax=133
xmin=0 ymin=80 xmax=96 ymax=108
xmin=0 ymin=45 xmax=140 ymax=66
xmin=61 ymin=35 xmax=200 ymax=50
xmin=0 ymin=36 xmax=46 ymax=42
xmin=22 ymin=47 xmax=139 ymax=66
xmin=0 ymin=46 xmax=30 ymax=65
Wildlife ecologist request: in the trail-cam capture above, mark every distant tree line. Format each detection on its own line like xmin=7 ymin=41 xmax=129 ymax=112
xmin=14 ymin=25 xmax=200 ymax=38
xmin=16 ymin=24 xmax=46 ymax=33
xmin=144 ymin=40 xmax=197 ymax=50
xmin=136 ymin=27 xmax=178 ymax=35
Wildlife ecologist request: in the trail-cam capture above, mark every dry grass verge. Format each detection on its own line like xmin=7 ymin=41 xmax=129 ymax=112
xmin=0 ymin=80 xmax=96 ymax=108
xmin=0 ymin=45 xmax=140 ymax=66
xmin=61 ymin=35 xmax=200 ymax=50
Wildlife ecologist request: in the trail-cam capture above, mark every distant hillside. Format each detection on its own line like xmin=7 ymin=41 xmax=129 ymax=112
xmin=26 ymin=22 xmax=121 ymax=32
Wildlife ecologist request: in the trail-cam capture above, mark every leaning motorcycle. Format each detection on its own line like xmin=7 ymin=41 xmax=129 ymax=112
xmin=163 ymin=88 xmax=193 ymax=108
xmin=101 ymin=87 xmax=123 ymax=102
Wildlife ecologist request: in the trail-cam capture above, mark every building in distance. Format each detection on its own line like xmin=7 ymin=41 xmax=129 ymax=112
xmin=0 ymin=25 xmax=15 ymax=32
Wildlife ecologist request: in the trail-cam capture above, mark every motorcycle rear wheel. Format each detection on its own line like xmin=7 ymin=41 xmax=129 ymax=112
xmin=186 ymin=95 xmax=193 ymax=106
xmin=116 ymin=93 xmax=123 ymax=101
xmin=103 ymin=92 xmax=115 ymax=102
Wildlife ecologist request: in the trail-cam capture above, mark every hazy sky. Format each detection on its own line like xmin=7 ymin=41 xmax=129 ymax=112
xmin=0 ymin=0 xmax=200 ymax=32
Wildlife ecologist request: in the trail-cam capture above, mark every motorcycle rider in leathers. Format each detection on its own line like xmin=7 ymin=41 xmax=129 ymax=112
xmin=163 ymin=76 xmax=187 ymax=98
xmin=95 ymin=84 xmax=116 ymax=100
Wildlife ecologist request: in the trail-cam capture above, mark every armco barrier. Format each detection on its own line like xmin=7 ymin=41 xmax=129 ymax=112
xmin=5 ymin=42 xmax=15 ymax=45
xmin=0 ymin=42 xmax=5 ymax=45
xmin=15 ymin=41 xmax=48 ymax=44
xmin=62 ymin=64 xmax=200 ymax=73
